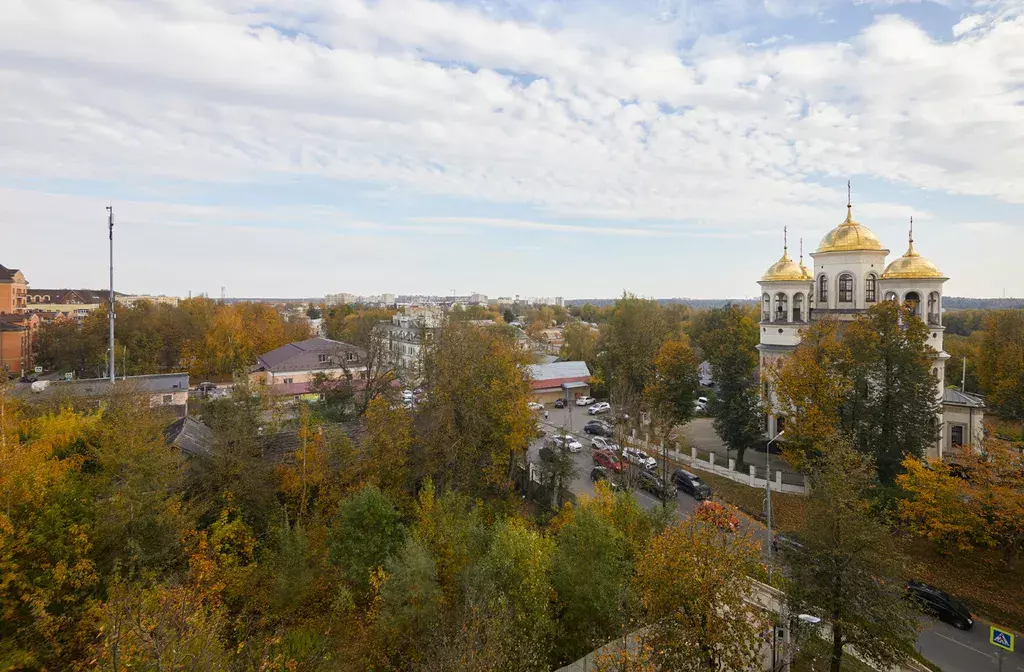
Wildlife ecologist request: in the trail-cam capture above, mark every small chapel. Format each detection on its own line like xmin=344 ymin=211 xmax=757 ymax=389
xmin=757 ymin=188 xmax=985 ymax=460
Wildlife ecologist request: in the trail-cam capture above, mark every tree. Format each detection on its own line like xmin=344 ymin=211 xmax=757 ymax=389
xmin=694 ymin=305 xmax=761 ymax=470
xmin=786 ymin=440 xmax=918 ymax=672
xmin=645 ymin=335 xmax=700 ymax=429
xmin=772 ymin=319 xmax=852 ymax=469
xmin=633 ymin=515 xmax=770 ymax=672
xmin=502 ymin=308 xmax=515 ymax=324
xmin=329 ymin=484 xmax=407 ymax=595
xmin=978 ymin=310 xmax=1024 ymax=427
xmin=361 ymin=397 xmax=413 ymax=504
xmin=560 ymin=321 xmax=599 ymax=369
xmin=844 ymin=302 xmax=941 ymax=483
xmin=898 ymin=438 xmax=1024 ymax=559
xmin=418 ymin=321 xmax=535 ymax=496
xmin=550 ymin=505 xmax=631 ymax=664
xmin=598 ymin=294 xmax=671 ymax=412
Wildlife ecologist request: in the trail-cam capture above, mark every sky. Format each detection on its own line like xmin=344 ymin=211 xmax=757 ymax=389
xmin=1 ymin=0 xmax=1022 ymax=300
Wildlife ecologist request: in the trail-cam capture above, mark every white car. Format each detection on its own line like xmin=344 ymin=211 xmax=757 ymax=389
xmin=551 ymin=434 xmax=584 ymax=453
xmin=591 ymin=436 xmax=620 ymax=453
xmin=697 ymin=396 xmax=709 ymax=409
xmin=575 ymin=396 xmax=597 ymax=407
xmin=588 ymin=401 xmax=611 ymax=415
xmin=527 ymin=401 xmax=544 ymax=411
xmin=623 ymin=446 xmax=658 ymax=471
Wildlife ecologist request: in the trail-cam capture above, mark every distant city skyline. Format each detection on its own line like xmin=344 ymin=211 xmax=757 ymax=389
xmin=1 ymin=0 xmax=1022 ymax=298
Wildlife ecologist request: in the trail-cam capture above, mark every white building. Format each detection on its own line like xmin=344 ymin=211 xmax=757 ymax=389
xmin=757 ymin=199 xmax=982 ymax=459
xmin=376 ymin=305 xmax=446 ymax=377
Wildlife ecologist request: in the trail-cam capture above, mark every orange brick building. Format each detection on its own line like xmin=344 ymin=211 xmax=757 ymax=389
xmin=0 ymin=264 xmax=34 ymax=376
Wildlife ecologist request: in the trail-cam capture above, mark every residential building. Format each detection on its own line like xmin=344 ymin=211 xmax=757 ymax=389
xmin=757 ymin=198 xmax=981 ymax=458
xmin=377 ymin=306 xmax=445 ymax=376
xmin=526 ymin=360 xmax=592 ymax=405
xmin=25 ymin=289 xmax=109 ymax=321
xmin=19 ymin=373 xmax=190 ymax=417
xmin=117 ymin=294 xmax=180 ymax=307
xmin=249 ymin=337 xmax=367 ymax=397
xmin=0 ymin=265 xmax=28 ymax=314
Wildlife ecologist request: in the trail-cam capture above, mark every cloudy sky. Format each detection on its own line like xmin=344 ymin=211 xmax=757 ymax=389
xmin=1 ymin=0 xmax=1022 ymax=299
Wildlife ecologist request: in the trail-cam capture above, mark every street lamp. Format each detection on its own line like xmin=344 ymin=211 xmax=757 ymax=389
xmin=765 ymin=429 xmax=785 ymax=576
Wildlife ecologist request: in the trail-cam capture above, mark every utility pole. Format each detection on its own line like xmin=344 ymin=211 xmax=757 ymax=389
xmin=962 ymin=357 xmax=967 ymax=393
xmin=765 ymin=429 xmax=785 ymax=581
xmin=107 ymin=205 xmax=115 ymax=383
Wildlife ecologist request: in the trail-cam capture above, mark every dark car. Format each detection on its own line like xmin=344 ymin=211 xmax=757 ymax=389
xmin=19 ymin=375 xmax=38 ymax=383
xmin=771 ymin=533 xmax=805 ymax=555
xmin=906 ymin=580 xmax=973 ymax=630
xmin=635 ymin=469 xmax=678 ymax=501
xmin=583 ymin=420 xmax=614 ymax=437
xmin=590 ymin=466 xmax=622 ymax=491
xmin=672 ymin=469 xmax=712 ymax=500
xmin=554 ymin=398 xmax=566 ymax=409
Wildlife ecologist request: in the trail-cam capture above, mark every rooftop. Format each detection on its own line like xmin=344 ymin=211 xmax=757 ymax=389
xmin=527 ymin=361 xmax=591 ymax=382
xmin=943 ymin=388 xmax=985 ymax=408
xmin=254 ymin=337 xmax=366 ymax=372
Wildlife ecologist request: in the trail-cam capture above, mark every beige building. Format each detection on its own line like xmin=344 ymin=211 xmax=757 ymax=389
xmin=249 ymin=337 xmax=367 ymax=398
xmin=758 ymin=197 xmax=982 ymax=459
xmin=26 ymin=289 xmax=108 ymax=321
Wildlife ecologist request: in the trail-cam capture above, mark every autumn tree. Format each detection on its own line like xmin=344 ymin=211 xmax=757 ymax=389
xmin=632 ymin=515 xmax=770 ymax=672
xmin=978 ymin=309 xmax=1024 ymax=428
xmin=329 ymin=484 xmax=407 ymax=595
xmin=417 ymin=321 xmax=535 ymax=496
xmin=361 ymin=396 xmax=413 ymax=504
xmin=693 ymin=304 xmax=762 ymax=469
xmin=598 ymin=294 xmax=671 ymax=414
xmin=786 ymin=440 xmax=918 ymax=672
xmin=560 ymin=320 xmax=599 ymax=369
xmin=645 ymin=335 xmax=700 ymax=429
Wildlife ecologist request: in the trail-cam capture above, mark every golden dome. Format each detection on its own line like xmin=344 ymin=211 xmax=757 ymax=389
xmin=816 ymin=205 xmax=886 ymax=253
xmin=882 ymin=241 xmax=945 ymax=280
xmin=761 ymin=249 xmax=811 ymax=282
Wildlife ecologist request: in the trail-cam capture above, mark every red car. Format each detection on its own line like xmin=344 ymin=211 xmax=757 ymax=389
xmin=593 ymin=449 xmax=623 ymax=473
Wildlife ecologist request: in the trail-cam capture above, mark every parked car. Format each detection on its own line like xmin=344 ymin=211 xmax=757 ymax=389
xmin=592 ymin=449 xmax=623 ymax=473
xmin=697 ymin=396 xmax=709 ymax=408
xmin=583 ymin=420 xmax=614 ymax=437
xmin=19 ymin=375 xmax=38 ymax=383
xmin=588 ymin=401 xmax=611 ymax=415
xmin=635 ymin=469 xmax=678 ymax=501
xmin=575 ymin=396 xmax=596 ymax=407
xmin=622 ymin=446 xmax=657 ymax=471
xmin=551 ymin=434 xmax=583 ymax=453
xmin=554 ymin=398 xmax=566 ymax=409
xmin=672 ymin=469 xmax=712 ymax=500
xmin=590 ymin=436 xmax=620 ymax=452
xmin=771 ymin=533 xmax=805 ymax=555
xmin=906 ymin=580 xmax=974 ymax=630
xmin=527 ymin=401 xmax=544 ymax=411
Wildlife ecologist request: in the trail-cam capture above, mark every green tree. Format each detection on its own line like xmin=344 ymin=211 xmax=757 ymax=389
xmin=844 ymin=302 xmax=940 ymax=483
xmin=694 ymin=305 xmax=761 ymax=470
xmin=978 ymin=310 xmax=1024 ymax=426
xmin=599 ymin=294 xmax=671 ymax=417
xmin=786 ymin=440 xmax=918 ymax=672
xmin=560 ymin=321 xmax=599 ymax=368
xmin=329 ymin=485 xmax=407 ymax=595
xmin=361 ymin=396 xmax=413 ymax=504
xmin=371 ymin=537 xmax=444 ymax=669
xmin=646 ymin=335 xmax=700 ymax=429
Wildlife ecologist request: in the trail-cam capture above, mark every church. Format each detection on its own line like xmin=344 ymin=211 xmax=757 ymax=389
xmin=757 ymin=192 xmax=984 ymax=460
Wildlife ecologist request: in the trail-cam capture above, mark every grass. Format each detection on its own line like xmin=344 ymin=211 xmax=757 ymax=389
xmin=694 ymin=464 xmax=1024 ymax=634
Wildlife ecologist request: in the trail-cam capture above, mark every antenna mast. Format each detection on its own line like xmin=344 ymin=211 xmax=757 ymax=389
xmin=107 ymin=205 xmax=115 ymax=383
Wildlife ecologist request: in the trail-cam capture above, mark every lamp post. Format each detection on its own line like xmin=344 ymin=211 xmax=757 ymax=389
xmin=765 ymin=429 xmax=785 ymax=577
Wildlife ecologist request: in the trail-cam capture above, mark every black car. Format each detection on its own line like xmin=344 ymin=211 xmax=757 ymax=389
xmin=583 ymin=420 xmax=614 ymax=437
xmin=590 ymin=466 xmax=622 ymax=491
xmin=19 ymin=375 xmax=38 ymax=383
xmin=906 ymin=580 xmax=974 ymax=630
xmin=554 ymin=398 xmax=566 ymax=409
xmin=635 ymin=470 xmax=678 ymax=501
xmin=672 ymin=469 xmax=712 ymax=500
xmin=771 ymin=533 xmax=805 ymax=555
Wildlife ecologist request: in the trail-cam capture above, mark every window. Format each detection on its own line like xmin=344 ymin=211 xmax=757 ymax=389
xmin=885 ymin=291 xmax=899 ymax=302
xmin=774 ymin=293 xmax=788 ymax=322
xmin=793 ymin=293 xmax=804 ymax=322
xmin=928 ymin=292 xmax=939 ymax=325
xmin=951 ymin=425 xmax=964 ymax=447
xmin=346 ymin=352 xmax=356 ymax=361
xmin=865 ymin=274 xmax=877 ymax=303
xmin=283 ymin=377 xmax=294 ymax=385
xmin=162 ymin=394 xmax=172 ymax=403
xmin=905 ymin=291 xmax=921 ymax=315
xmin=776 ymin=416 xmax=786 ymax=434
xmin=764 ymin=381 xmax=770 ymax=398
xmin=762 ymin=293 xmax=771 ymax=321
xmin=838 ymin=274 xmax=853 ymax=303
xmin=318 ymin=353 xmax=328 ymax=363
xmin=818 ymin=275 xmax=828 ymax=303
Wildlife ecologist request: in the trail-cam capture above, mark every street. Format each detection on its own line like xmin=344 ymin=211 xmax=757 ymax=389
xmin=532 ymin=404 xmax=1023 ymax=672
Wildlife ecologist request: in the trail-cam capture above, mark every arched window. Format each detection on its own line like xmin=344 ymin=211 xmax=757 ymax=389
xmin=838 ymin=273 xmax=854 ymax=303
xmin=776 ymin=416 xmax=786 ymax=435
xmin=865 ymin=274 xmax=877 ymax=303
xmin=762 ymin=293 xmax=771 ymax=321
xmin=885 ymin=291 xmax=899 ymax=302
xmin=905 ymin=291 xmax=921 ymax=315
xmin=818 ymin=275 xmax=828 ymax=304
xmin=774 ymin=292 xmax=788 ymax=322
xmin=928 ymin=292 xmax=939 ymax=325
xmin=793 ymin=293 xmax=805 ymax=322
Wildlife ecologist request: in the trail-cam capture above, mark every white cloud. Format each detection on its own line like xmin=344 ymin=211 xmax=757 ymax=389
xmin=0 ymin=0 xmax=1022 ymax=296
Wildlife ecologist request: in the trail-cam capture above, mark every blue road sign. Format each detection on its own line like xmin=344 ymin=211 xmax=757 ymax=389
xmin=991 ymin=626 xmax=1015 ymax=652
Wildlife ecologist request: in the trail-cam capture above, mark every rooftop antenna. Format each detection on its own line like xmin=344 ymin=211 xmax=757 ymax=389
xmin=107 ymin=205 xmax=116 ymax=383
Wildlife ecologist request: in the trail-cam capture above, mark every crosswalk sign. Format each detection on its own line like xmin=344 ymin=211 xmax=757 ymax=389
xmin=991 ymin=626 xmax=1015 ymax=652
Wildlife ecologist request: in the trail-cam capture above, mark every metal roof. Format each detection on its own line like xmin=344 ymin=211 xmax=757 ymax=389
xmin=526 ymin=361 xmax=590 ymax=382
xmin=254 ymin=337 xmax=366 ymax=372
xmin=942 ymin=388 xmax=985 ymax=408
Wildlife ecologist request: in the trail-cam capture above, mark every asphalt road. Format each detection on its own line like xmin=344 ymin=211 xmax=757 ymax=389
xmin=533 ymin=405 xmax=1023 ymax=672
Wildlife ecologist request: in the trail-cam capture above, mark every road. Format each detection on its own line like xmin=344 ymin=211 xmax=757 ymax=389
xmin=532 ymin=404 xmax=1024 ymax=672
